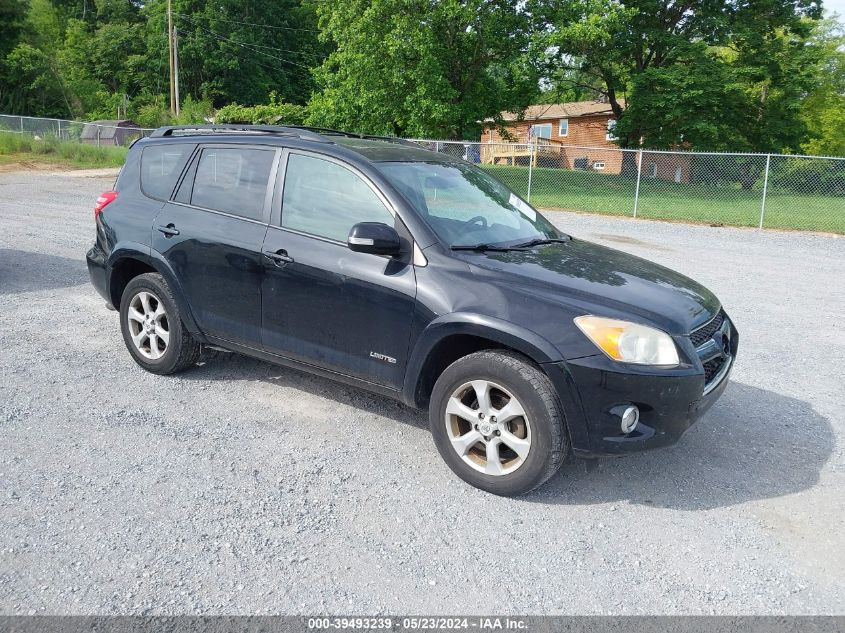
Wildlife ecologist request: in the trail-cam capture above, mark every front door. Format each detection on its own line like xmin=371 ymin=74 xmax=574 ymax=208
xmin=260 ymin=151 xmax=417 ymax=388
xmin=153 ymin=144 xmax=278 ymax=347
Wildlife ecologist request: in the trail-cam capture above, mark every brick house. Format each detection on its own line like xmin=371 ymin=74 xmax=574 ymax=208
xmin=485 ymin=100 xmax=621 ymax=146
xmin=481 ymin=100 xmax=691 ymax=183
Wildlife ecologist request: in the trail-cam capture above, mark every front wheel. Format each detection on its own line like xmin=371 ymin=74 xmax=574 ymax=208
xmin=429 ymin=350 xmax=568 ymax=496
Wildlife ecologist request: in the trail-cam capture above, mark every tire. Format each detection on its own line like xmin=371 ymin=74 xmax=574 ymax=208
xmin=429 ymin=350 xmax=568 ymax=496
xmin=119 ymin=272 xmax=200 ymax=375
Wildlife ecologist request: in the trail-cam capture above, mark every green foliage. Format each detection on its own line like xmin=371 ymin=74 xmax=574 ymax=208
xmin=768 ymin=158 xmax=845 ymax=196
xmin=800 ymin=20 xmax=845 ymax=157
xmin=131 ymin=93 xmax=170 ymax=128
xmin=533 ymin=0 xmax=827 ymax=154
xmin=690 ymin=154 xmax=767 ymax=191
xmin=0 ymin=0 xmax=840 ymax=159
xmin=174 ymin=94 xmax=214 ymax=124
xmin=147 ymin=0 xmax=323 ymax=108
xmin=621 ymin=52 xmax=747 ymax=150
xmin=0 ymin=0 xmax=323 ymax=119
xmin=308 ymin=0 xmax=540 ymax=139
xmin=3 ymin=42 xmax=70 ymax=116
xmin=216 ymin=94 xmax=308 ymax=124
xmin=0 ymin=0 xmax=27 ymax=60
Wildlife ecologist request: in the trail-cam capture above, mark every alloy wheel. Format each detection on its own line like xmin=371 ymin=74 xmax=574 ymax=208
xmin=444 ymin=380 xmax=531 ymax=476
xmin=126 ymin=291 xmax=170 ymax=360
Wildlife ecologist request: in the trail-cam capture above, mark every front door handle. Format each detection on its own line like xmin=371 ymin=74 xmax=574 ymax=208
xmin=156 ymin=223 xmax=180 ymax=237
xmin=263 ymin=249 xmax=294 ymax=266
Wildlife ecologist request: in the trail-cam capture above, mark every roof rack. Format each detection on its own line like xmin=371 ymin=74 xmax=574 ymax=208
xmin=148 ymin=123 xmax=423 ymax=149
xmin=148 ymin=124 xmax=329 ymax=143
xmin=282 ymin=125 xmax=422 ymax=148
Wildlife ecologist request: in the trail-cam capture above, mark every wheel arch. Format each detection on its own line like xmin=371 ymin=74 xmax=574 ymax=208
xmin=402 ymin=313 xmax=564 ymax=409
xmin=107 ymin=246 xmax=202 ymax=337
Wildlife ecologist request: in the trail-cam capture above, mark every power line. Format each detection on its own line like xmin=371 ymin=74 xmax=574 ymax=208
xmin=173 ymin=25 xmax=315 ymax=77
xmin=176 ymin=15 xmax=324 ymax=65
xmin=173 ymin=12 xmax=319 ymax=33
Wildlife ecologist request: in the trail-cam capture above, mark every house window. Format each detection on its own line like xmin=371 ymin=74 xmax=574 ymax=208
xmin=649 ymin=162 xmax=657 ymax=178
xmin=606 ymin=119 xmax=617 ymax=141
xmin=558 ymin=119 xmax=569 ymax=137
xmin=531 ymin=123 xmax=552 ymax=140
xmin=593 ymin=161 xmax=606 ymax=171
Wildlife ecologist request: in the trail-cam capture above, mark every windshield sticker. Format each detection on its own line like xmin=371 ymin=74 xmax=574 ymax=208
xmin=509 ymin=193 xmax=536 ymax=221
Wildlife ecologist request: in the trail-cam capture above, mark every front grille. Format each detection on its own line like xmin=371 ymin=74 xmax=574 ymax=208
xmin=703 ymin=357 xmax=725 ymax=383
xmin=692 ymin=309 xmax=732 ymax=393
xmin=690 ymin=310 xmax=725 ymax=348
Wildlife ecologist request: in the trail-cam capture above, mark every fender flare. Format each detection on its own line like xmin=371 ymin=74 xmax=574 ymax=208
xmin=401 ymin=312 xmax=564 ymax=407
xmin=106 ymin=244 xmax=203 ymax=338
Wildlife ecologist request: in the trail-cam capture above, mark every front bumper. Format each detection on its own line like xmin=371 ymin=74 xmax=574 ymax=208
xmin=545 ymin=318 xmax=738 ymax=457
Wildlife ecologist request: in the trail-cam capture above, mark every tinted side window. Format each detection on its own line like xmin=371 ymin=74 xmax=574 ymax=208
xmin=190 ymin=147 xmax=275 ymax=221
xmin=281 ymin=153 xmax=393 ymax=242
xmin=140 ymin=143 xmax=195 ymax=200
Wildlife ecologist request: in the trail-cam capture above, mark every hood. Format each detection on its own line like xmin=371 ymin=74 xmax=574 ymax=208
xmin=464 ymin=239 xmax=720 ymax=335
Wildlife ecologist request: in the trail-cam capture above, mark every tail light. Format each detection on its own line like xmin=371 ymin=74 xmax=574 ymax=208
xmin=94 ymin=191 xmax=118 ymax=219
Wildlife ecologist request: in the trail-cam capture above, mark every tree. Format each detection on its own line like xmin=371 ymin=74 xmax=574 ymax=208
xmin=308 ymin=0 xmax=539 ymax=139
xmin=143 ymin=0 xmax=323 ymax=108
xmin=0 ymin=0 xmax=27 ymax=60
xmin=2 ymin=43 xmax=71 ymax=116
xmin=533 ymin=0 xmax=824 ymax=154
xmin=0 ymin=0 xmax=323 ymax=119
xmin=0 ymin=0 xmax=50 ymax=113
xmin=800 ymin=19 xmax=845 ymax=156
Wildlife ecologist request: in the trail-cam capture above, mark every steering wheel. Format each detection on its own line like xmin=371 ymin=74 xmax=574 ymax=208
xmin=464 ymin=215 xmax=488 ymax=228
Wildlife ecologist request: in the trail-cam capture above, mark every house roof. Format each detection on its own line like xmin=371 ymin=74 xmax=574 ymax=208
xmin=496 ymin=100 xmax=624 ymax=122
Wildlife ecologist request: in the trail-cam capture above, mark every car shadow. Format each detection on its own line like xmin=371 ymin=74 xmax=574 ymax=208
xmin=185 ymin=352 xmax=428 ymax=429
xmin=183 ymin=354 xmax=832 ymax=511
xmin=0 ymin=249 xmax=89 ymax=295
xmin=528 ymin=381 xmax=834 ymax=510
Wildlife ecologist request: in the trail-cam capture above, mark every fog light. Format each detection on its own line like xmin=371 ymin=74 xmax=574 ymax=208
xmin=621 ymin=405 xmax=640 ymax=434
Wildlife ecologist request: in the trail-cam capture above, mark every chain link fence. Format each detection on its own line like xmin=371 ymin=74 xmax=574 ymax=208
xmin=412 ymin=140 xmax=845 ymax=234
xmin=1 ymin=115 xmax=842 ymax=233
xmin=0 ymin=114 xmax=154 ymax=147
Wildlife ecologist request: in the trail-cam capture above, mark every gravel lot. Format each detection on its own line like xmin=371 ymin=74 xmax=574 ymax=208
xmin=0 ymin=169 xmax=843 ymax=615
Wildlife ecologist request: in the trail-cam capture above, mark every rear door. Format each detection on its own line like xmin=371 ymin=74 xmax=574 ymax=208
xmin=152 ymin=144 xmax=280 ymax=347
xmin=260 ymin=150 xmax=417 ymax=388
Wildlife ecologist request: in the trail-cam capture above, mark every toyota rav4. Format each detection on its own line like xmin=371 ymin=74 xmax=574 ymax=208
xmin=87 ymin=125 xmax=738 ymax=496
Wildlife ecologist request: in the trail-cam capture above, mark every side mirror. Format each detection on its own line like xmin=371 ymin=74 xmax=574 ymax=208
xmin=347 ymin=222 xmax=402 ymax=256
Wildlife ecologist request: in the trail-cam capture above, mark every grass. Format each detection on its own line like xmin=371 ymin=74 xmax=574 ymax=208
xmin=0 ymin=131 xmax=127 ymax=169
xmin=483 ymin=165 xmax=845 ymax=234
xmin=0 ymin=131 xmax=839 ymax=233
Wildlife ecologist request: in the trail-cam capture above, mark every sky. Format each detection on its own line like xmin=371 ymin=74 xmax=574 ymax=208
xmin=826 ymin=0 xmax=845 ymax=21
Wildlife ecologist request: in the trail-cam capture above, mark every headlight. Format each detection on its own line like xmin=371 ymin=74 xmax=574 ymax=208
xmin=574 ymin=315 xmax=679 ymax=366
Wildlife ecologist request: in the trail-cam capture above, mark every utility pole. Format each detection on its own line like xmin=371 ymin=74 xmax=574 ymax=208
xmin=173 ymin=26 xmax=181 ymax=117
xmin=167 ymin=0 xmax=176 ymax=116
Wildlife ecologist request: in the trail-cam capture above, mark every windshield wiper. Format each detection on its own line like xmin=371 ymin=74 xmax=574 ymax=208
xmin=513 ymin=236 xmax=572 ymax=248
xmin=450 ymin=243 xmax=525 ymax=252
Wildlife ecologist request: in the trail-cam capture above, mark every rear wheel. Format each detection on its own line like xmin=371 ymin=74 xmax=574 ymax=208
xmin=119 ymin=273 xmax=200 ymax=375
xmin=429 ymin=350 xmax=568 ymax=496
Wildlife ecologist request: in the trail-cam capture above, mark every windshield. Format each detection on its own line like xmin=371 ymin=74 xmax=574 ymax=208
xmin=376 ymin=161 xmax=563 ymax=248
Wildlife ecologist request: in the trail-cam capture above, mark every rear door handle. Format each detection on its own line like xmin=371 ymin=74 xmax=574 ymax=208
xmin=156 ymin=223 xmax=180 ymax=237
xmin=263 ymin=249 xmax=294 ymax=266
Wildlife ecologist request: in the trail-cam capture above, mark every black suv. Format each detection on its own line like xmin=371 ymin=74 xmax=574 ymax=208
xmin=87 ymin=125 xmax=738 ymax=496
